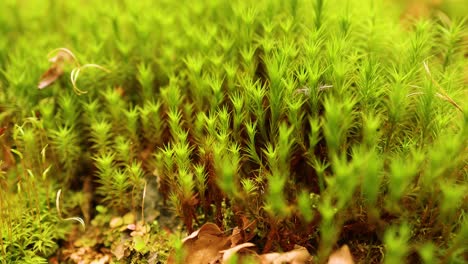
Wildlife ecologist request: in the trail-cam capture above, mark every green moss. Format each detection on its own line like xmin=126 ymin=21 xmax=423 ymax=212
xmin=0 ymin=0 xmax=467 ymax=263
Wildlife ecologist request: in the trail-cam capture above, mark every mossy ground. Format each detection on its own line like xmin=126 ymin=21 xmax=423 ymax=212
xmin=0 ymin=0 xmax=467 ymax=263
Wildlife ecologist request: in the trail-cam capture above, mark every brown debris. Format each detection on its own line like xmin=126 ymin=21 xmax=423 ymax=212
xmin=220 ymin=243 xmax=258 ymax=263
xmin=169 ymin=222 xmax=230 ymax=264
xmin=37 ymin=48 xmax=110 ymax=94
xmin=169 ymin=222 xmax=356 ymax=264
xmin=38 ymin=49 xmax=74 ymax=89
xmin=327 ymin=245 xmax=355 ymax=264
xmin=38 ymin=64 xmax=64 ymax=89
xmin=62 ymin=246 xmax=112 ymax=264
xmin=260 ymin=246 xmax=313 ymax=264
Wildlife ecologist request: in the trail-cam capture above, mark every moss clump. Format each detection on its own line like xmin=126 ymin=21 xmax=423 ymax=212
xmin=0 ymin=0 xmax=467 ymax=263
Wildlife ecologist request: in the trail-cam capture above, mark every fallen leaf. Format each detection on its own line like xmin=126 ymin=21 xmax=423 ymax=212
xmin=260 ymin=245 xmax=313 ymax=264
xmin=169 ymin=223 xmax=355 ymax=264
xmin=38 ymin=49 xmax=75 ymax=89
xmin=169 ymin=222 xmax=231 ymax=264
xmin=259 ymin=252 xmax=282 ymax=263
xmin=38 ymin=65 xmax=64 ymax=89
xmin=37 ymin=48 xmax=110 ymax=94
xmin=181 ymin=222 xmax=223 ymax=243
xmin=327 ymin=245 xmax=354 ymax=264
xmin=221 ymin=242 xmax=256 ymax=263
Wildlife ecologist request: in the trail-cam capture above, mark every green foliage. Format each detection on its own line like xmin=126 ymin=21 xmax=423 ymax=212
xmin=0 ymin=148 xmax=68 ymax=263
xmin=0 ymin=0 xmax=467 ymax=262
xmin=384 ymin=223 xmax=411 ymax=264
xmin=50 ymin=125 xmax=81 ymax=179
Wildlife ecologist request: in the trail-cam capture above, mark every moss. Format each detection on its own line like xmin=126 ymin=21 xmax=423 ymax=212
xmin=0 ymin=0 xmax=467 ymax=263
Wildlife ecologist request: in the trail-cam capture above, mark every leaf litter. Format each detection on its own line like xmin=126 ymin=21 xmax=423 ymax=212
xmin=169 ymin=222 xmax=355 ymax=264
xmin=38 ymin=48 xmax=110 ymax=95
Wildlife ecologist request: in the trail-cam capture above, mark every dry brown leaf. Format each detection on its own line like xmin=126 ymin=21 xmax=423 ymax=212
xmin=259 ymin=245 xmax=313 ymax=264
xmin=170 ymin=223 xmax=355 ymax=264
xmin=37 ymin=48 xmax=110 ymax=94
xmin=259 ymin=252 xmax=282 ymax=263
xmin=38 ymin=49 xmax=75 ymax=89
xmin=38 ymin=65 xmax=64 ymax=89
xmin=169 ymin=222 xmax=231 ymax=264
xmin=181 ymin=222 xmax=222 ymax=243
xmin=327 ymin=245 xmax=354 ymax=264
xmin=221 ymin=242 xmax=257 ymax=263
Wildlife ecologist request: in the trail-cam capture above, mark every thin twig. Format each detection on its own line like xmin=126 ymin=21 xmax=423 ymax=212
xmin=47 ymin=48 xmax=80 ymax=68
xmin=56 ymin=189 xmax=86 ymax=230
xmin=141 ymin=180 xmax=147 ymax=223
xmin=423 ymin=61 xmax=463 ymax=112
